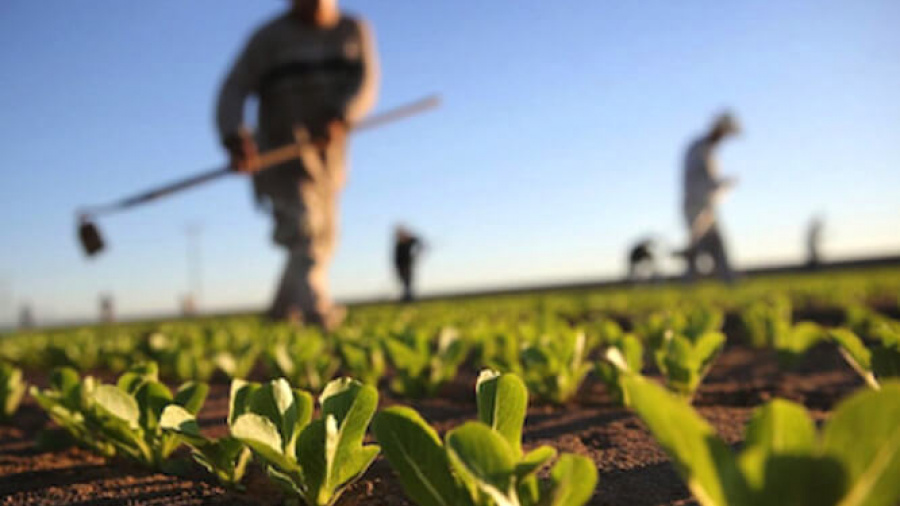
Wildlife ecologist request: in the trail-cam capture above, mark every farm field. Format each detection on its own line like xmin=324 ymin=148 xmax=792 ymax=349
xmin=1 ymin=267 xmax=900 ymax=506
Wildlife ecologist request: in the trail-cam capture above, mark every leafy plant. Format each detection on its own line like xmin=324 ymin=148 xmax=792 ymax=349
xmin=830 ymin=328 xmax=900 ymax=390
xmin=336 ymin=338 xmax=385 ymax=387
xmin=652 ymin=330 xmax=725 ymax=401
xmin=265 ymin=330 xmax=341 ymax=392
xmin=31 ymin=362 xmax=208 ymax=470
xmin=230 ymin=377 xmax=379 ymax=506
xmin=595 ymin=334 xmax=643 ymax=406
xmin=740 ymin=296 xmax=791 ymax=349
xmin=384 ymin=326 xmax=470 ymax=397
xmin=520 ymin=330 xmax=592 ymax=404
xmin=160 ymin=379 xmax=256 ymax=487
xmin=623 ymin=374 xmax=900 ymax=506
xmin=30 ymin=367 xmax=117 ymax=457
xmin=0 ymin=361 xmax=26 ymax=422
xmin=372 ymin=370 xmax=598 ymax=506
xmin=773 ymin=322 xmax=825 ymax=368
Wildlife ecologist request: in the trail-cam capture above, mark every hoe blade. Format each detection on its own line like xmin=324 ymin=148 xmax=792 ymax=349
xmin=78 ymin=219 xmax=105 ymax=257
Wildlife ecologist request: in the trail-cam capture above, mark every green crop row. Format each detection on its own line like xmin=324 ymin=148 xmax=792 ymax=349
xmin=29 ymin=362 xmax=596 ymax=506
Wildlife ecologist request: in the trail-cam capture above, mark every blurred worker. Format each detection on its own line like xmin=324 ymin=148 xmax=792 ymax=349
xmin=216 ymin=0 xmax=379 ymax=329
xmin=99 ymin=294 xmax=115 ymax=323
xmin=394 ymin=226 xmax=424 ymax=302
xmin=681 ymin=112 xmax=740 ymax=283
xmin=807 ymin=216 xmax=824 ymax=269
xmin=627 ymin=238 xmax=659 ymax=282
xmin=18 ymin=304 xmax=34 ymax=330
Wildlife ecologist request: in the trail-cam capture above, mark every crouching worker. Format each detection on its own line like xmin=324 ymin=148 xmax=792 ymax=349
xmin=216 ymin=0 xmax=379 ymax=329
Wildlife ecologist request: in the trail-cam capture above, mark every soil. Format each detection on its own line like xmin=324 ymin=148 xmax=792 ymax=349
xmin=0 ymin=314 xmax=867 ymax=506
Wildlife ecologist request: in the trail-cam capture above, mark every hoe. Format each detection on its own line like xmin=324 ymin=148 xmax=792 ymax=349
xmin=77 ymin=95 xmax=440 ymax=257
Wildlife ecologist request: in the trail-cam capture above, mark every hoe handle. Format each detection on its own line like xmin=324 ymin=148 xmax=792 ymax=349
xmin=85 ymin=94 xmax=441 ymax=217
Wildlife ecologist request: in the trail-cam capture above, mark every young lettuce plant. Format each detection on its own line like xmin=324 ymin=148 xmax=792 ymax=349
xmin=520 ymin=330 xmax=593 ymax=404
xmin=92 ymin=362 xmax=209 ymax=470
xmin=160 ymin=379 xmax=257 ymax=488
xmin=652 ymin=330 xmax=725 ymax=401
xmin=30 ymin=367 xmax=117 ymax=457
xmin=265 ymin=331 xmax=341 ymax=392
xmin=336 ymin=339 xmax=386 ymax=387
xmin=384 ymin=327 xmax=470 ymax=398
xmin=830 ymin=327 xmax=900 ymax=390
xmin=30 ymin=362 xmax=208 ymax=469
xmin=230 ymin=377 xmax=379 ymax=506
xmin=0 ymin=362 xmax=26 ymax=422
xmin=739 ymin=296 xmax=791 ymax=349
xmin=595 ymin=334 xmax=643 ymax=406
xmin=622 ymin=374 xmax=900 ymax=506
xmin=372 ymin=370 xmax=598 ymax=506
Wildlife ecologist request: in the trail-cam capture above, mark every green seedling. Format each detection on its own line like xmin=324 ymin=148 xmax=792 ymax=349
xmin=265 ymin=331 xmax=341 ymax=392
xmin=623 ymin=374 xmax=900 ymax=506
xmin=595 ymin=334 xmax=643 ymax=406
xmin=384 ymin=326 xmax=470 ymax=398
xmin=830 ymin=327 xmax=900 ymax=390
xmin=30 ymin=367 xmax=117 ymax=457
xmin=520 ymin=330 xmax=593 ymax=404
xmin=740 ymin=296 xmax=791 ymax=349
xmin=231 ymin=377 xmax=379 ymax=506
xmin=337 ymin=339 xmax=385 ymax=387
xmin=653 ymin=331 xmax=725 ymax=401
xmin=160 ymin=379 xmax=258 ymax=487
xmin=373 ymin=370 xmax=598 ymax=506
xmin=31 ymin=362 xmax=208 ymax=470
xmin=0 ymin=361 xmax=26 ymax=422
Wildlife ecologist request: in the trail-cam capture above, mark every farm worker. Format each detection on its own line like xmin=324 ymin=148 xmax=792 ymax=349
xmin=216 ymin=0 xmax=379 ymax=329
xmin=393 ymin=225 xmax=424 ymax=302
xmin=807 ymin=215 xmax=824 ymax=269
xmin=681 ymin=112 xmax=740 ymax=283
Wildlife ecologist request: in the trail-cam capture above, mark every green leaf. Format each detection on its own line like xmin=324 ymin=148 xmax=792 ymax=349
xmin=314 ymin=378 xmax=380 ymax=503
xmin=446 ymin=422 xmax=518 ymax=506
xmin=622 ymin=375 xmax=749 ymax=506
xmin=823 ymin=382 xmax=900 ymax=506
xmin=514 ymin=446 xmax=556 ymax=479
xmin=134 ymin=380 xmax=173 ymax=431
xmin=93 ymin=384 xmax=140 ymax=429
xmin=117 ymin=362 xmax=159 ymax=394
xmin=739 ymin=400 xmax=817 ymax=493
xmin=50 ymin=367 xmax=80 ymax=395
xmin=248 ymin=378 xmax=300 ymax=453
xmin=160 ymin=404 xmax=210 ymax=449
xmin=174 ymin=382 xmax=209 ymax=415
xmin=231 ymin=413 xmax=300 ymax=475
xmin=372 ymin=407 xmax=467 ymax=506
xmin=228 ymin=379 xmax=259 ymax=426
xmin=542 ymin=454 xmax=598 ymax=506
xmin=476 ymin=370 xmax=528 ymax=457
xmin=831 ymin=329 xmax=878 ymax=389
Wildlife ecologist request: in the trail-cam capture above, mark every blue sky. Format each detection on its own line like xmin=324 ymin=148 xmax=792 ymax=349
xmin=1 ymin=0 xmax=898 ymax=325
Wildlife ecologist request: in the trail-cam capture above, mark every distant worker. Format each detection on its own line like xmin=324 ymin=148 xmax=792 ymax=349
xmin=681 ymin=112 xmax=740 ymax=283
xmin=216 ymin=0 xmax=379 ymax=329
xmin=807 ymin=216 xmax=824 ymax=269
xmin=99 ymin=294 xmax=115 ymax=323
xmin=394 ymin=226 xmax=424 ymax=302
xmin=18 ymin=304 xmax=34 ymax=330
xmin=627 ymin=238 xmax=659 ymax=282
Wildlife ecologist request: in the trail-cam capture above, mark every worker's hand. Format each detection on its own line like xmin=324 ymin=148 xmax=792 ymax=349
xmin=312 ymin=118 xmax=348 ymax=149
xmin=224 ymin=129 xmax=259 ymax=174
xmin=327 ymin=118 xmax=348 ymax=144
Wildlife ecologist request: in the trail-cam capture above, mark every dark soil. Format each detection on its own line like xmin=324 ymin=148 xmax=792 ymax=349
xmin=0 ymin=320 xmax=866 ymax=505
